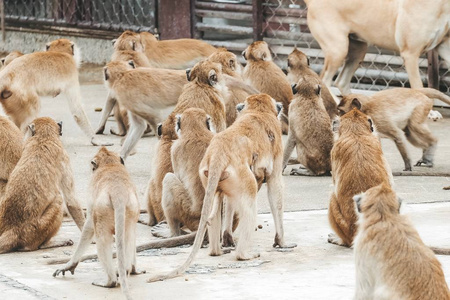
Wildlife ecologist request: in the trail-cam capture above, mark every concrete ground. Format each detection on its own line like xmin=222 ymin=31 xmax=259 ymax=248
xmin=0 ymin=83 xmax=450 ymax=299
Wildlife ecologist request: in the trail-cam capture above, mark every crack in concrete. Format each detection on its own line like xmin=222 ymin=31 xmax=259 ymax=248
xmin=0 ymin=273 xmax=56 ymax=300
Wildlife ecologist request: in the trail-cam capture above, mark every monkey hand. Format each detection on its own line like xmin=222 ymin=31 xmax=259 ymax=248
xmin=53 ymin=262 xmax=78 ymax=277
xmin=91 ymin=136 xmax=113 ymax=146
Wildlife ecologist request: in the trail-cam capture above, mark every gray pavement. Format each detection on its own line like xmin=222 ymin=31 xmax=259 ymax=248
xmin=0 ymin=83 xmax=450 ymax=299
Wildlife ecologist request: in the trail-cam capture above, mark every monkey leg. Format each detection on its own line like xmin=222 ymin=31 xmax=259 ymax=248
xmin=222 ymin=197 xmax=235 ymax=248
xmin=317 ymin=34 xmax=349 ymax=91
xmin=383 ymin=126 xmax=412 ymax=171
xmin=144 ymin=181 xmax=158 ymax=226
xmin=0 ymin=229 xmax=19 ymax=254
xmin=120 ymin=113 xmax=147 ymax=160
xmin=282 ymin=131 xmax=297 ymax=171
xmin=406 ymin=120 xmax=438 ymax=168
xmin=110 ymin=104 xmax=128 ymax=136
xmin=437 ymin=38 xmax=450 ymax=67
xmin=208 ymin=195 xmax=224 ymax=256
xmin=401 ymin=50 xmax=423 ymax=89
xmin=327 ymin=194 xmax=353 ymax=247
xmin=234 ymin=194 xmax=260 ymax=261
xmin=93 ymin=229 xmax=117 ymax=288
xmin=61 ymin=174 xmax=85 ymax=231
xmin=95 ymin=91 xmax=117 ymax=134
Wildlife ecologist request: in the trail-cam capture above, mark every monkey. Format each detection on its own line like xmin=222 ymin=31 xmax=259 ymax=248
xmin=282 ymin=76 xmax=333 ymax=176
xmin=328 ymin=108 xmax=393 ymax=247
xmin=113 ymin=30 xmax=216 ymax=69
xmin=242 ymin=41 xmax=293 ymax=134
xmin=161 ymin=108 xmax=215 ymax=237
xmin=0 ymin=116 xmax=23 ymax=196
xmin=96 ymin=49 xmax=153 ymax=136
xmin=0 ymin=51 xmax=23 ymax=69
xmin=0 ymin=117 xmax=85 ymax=253
xmin=286 ymin=48 xmax=338 ymax=120
xmin=0 ymin=39 xmax=109 ymax=146
xmin=53 ymin=147 xmax=140 ymax=300
xmin=353 ymin=184 xmax=450 ymax=300
xmin=102 ymin=60 xmax=188 ymax=159
xmin=147 ymin=93 xmax=296 ymax=283
xmin=337 ymin=88 xmax=450 ymax=171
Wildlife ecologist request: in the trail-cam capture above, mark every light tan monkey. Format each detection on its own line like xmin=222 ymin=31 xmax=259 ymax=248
xmin=0 ymin=51 xmax=24 ymax=68
xmin=53 ymin=147 xmax=140 ymax=300
xmin=328 ymin=108 xmax=392 ymax=247
xmin=0 ymin=116 xmax=23 ymax=196
xmin=304 ymin=0 xmax=450 ymax=94
xmin=282 ymin=77 xmax=333 ymax=176
xmin=242 ymin=41 xmax=293 ymax=134
xmin=147 ymin=94 xmax=296 ymax=283
xmin=145 ymin=115 xmax=177 ymax=226
xmin=353 ymin=184 xmax=450 ymax=300
xmin=0 ymin=117 xmax=85 ymax=253
xmin=0 ymin=39 xmax=108 ymax=146
xmin=337 ymin=88 xmax=450 ymax=171
xmin=161 ymin=108 xmax=215 ymax=237
xmin=113 ymin=30 xmax=216 ymax=69
xmin=97 ymin=50 xmax=152 ymax=136
xmin=102 ymin=60 xmax=187 ymax=159
xmin=286 ymin=48 xmax=338 ymax=120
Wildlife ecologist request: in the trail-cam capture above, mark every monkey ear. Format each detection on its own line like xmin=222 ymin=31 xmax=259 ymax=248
xmin=131 ymin=41 xmax=136 ymax=51
xmin=111 ymin=39 xmax=117 ymax=47
xmin=1 ymin=90 xmax=12 ymax=99
xmin=45 ymin=43 xmax=50 ymax=51
xmin=175 ymin=114 xmax=181 ymax=137
xmin=208 ymin=69 xmax=218 ymax=86
xmin=206 ymin=115 xmax=215 ymax=133
xmin=368 ymin=118 xmax=374 ymax=132
xmin=103 ymin=68 xmax=109 ymax=81
xmin=287 ymin=59 xmax=291 ymax=68
xmin=156 ymin=123 xmax=163 ymax=138
xmin=351 ymin=98 xmax=362 ymax=110
xmin=28 ymin=123 xmax=36 ymax=136
xmin=186 ymin=68 xmax=191 ymax=81
xmin=307 ymin=57 xmax=310 ymax=66
xmin=242 ymin=49 xmax=247 ymax=60
xmin=57 ymin=121 xmax=63 ymax=136
xmin=91 ymin=159 xmax=98 ymax=171
xmin=229 ymin=59 xmax=235 ymax=71
xmin=70 ymin=42 xmax=75 ymax=55
xmin=261 ymin=52 xmax=267 ymax=61
xmin=353 ymin=194 xmax=363 ymax=213
xmin=332 ymin=119 xmax=340 ymax=133
xmin=0 ymin=58 xmax=5 ymax=65
xmin=236 ymin=103 xmax=245 ymax=113
xmin=120 ymin=157 xmax=125 ymax=165
xmin=291 ymin=84 xmax=298 ymax=95
xmin=316 ymin=85 xmax=321 ymax=96
xmin=275 ymin=102 xmax=283 ymax=115
xmin=128 ymin=60 xmax=136 ymax=69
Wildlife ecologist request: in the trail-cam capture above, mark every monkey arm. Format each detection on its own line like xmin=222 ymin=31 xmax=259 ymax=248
xmin=60 ymin=170 xmax=86 ymax=231
xmin=95 ymin=92 xmax=117 ymax=134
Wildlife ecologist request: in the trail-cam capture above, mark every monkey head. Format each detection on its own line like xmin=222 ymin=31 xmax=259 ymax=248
xmin=175 ymin=108 xmax=214 ymax=139
xmin=291 ymin=75 xmax=321 ymax=98
xmin=287 ymin=48 xmax=310 ymax=70
xmin=91 ymin=147 xmax=124 ymax=171
xmin=337 ymin=108 xmax=375 ymax=136
xmin=111 ymin=50 xmax=151 ymax=68
xmin=236 ymin=93 xmax=280 ymax=117
xmin=242 ymin=41 xmax=273 ymax=62
xmin=207 ymin=49 xmax=242 ymax=76
xmin=353 ymin=183 xmax=402 ymax=218
xmin=46 ymin=39 xmax=80 ymax=67
xmin=103 ymin=60 xmax=135 ymax=87
xmin=337 ymin=94 xmax=370 ymax=116
xmin=186 ymin=60 xmax=225 ymax=88
xmin=157 ymin=114 xmax=178 ymax=141
xmin=1 ymin=51 xmax=23 ymax=68
xmin=25 ymin=117 xmax=62 ymax=139
xmin=113 ymin=30 xmax=144 ymax=52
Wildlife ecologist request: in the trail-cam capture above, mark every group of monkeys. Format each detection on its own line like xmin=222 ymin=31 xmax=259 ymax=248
xmin=0 ymin=30 xmax=449 ymax=299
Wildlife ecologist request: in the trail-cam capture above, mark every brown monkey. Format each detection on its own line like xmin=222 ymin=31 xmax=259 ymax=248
xmin=286 ymin=48 xmax=338 ymax=120
xmin=0 ymin=117 xmax=85 ymax=253
xmin=328 ymin=108 xmax=392 ymax=247
xmin=53 ymin=147 xmax=140 ymax=300
xmin=147 ymin=94 xmax=296 ymax=283
xmin=282 ymin=77 xmax=333 ymax=176
xmin=102 ymin=60 xmax=187 ymax=159
xmin=161 ymin=108 xmax=215 ymax=237
xmin=337 ymin=88 xmax=450 ymax=171
xmin=0 ymin=39 xmax=109 ymax=146
xmin=242 ymin=41 xmax=293 ymax=134
xmin=113 ymin=30 xmax=216 ymax=69
xmin=0 ymin=51 xmax=24 ymax=68
xmin=0 ymin=116 xmax=23 ymax=196
xmin=353 ymin=184 xmax=450 ymax=299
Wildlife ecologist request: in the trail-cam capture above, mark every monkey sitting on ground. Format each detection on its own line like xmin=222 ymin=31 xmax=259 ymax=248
xmin=0 ymin=117 xmax=85 ymax=253
xmin=53 ymin=147 xmax=140 ymax=300
xmin=113 ymin=30 xmax=216 ymax=69
xmin=353 ymin=184 xmax=450 ymax=299
xmin=0 ymin=116 xmax=23 ymax=196
xmin=337 ymin=88 xmax=450 ymax=171
xmin=0 ymin=51 xmax=23 ymax=69
xmin=242 ymin=41 xmax=293 ymax=134
xmin=286 ymin=48 xmax=338 ymax=120
xmin=0 ymin=39 xmax=109 ymax=146
xmin=161 ymin=108 xmax=215 ymax=237
xmin=282 ymin=76 xmax=333 ymax=176
xmin=147 ymin=94 xmax=296 ymax=283
xmin=328 ymin=108 xmax=392 ymax=247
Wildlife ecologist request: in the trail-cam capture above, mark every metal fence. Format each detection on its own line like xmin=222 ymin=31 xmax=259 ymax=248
xmin=195 ymin=0 xmax=450 ymax=95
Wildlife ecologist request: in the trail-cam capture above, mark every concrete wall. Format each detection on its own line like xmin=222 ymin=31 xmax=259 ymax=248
xmin=0 ymin=30 xmax=113 ymax=64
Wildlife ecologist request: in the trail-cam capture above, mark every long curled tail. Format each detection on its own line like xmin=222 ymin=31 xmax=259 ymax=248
xmin=418 ymin=88 xmax=450 ymax=106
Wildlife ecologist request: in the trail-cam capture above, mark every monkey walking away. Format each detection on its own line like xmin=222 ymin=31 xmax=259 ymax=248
xmin=353 ymin=184 xmax=450 ymax=299
xmin=0 ymin=117 xmax=85 ymax=253
xmin=0 ymin=116 xmax=23 ymax=196
xmin=328 ymin=108 xmax=392 ymax=247
xmin=337 ymin=88 xmax=450 ymax=171
xmin=147 ymin=93 xmax=296 ymax=283
xmin=53 ymin=147 xmax=141 ymax=300
xmin=0 ymin=39 xmax=110 ymax=146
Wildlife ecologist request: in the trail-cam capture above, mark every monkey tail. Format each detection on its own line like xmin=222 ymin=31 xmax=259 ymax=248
xmin=417 ymin=88 xmax=450 ymax=106
xmin=147 ymin=164 xmax=224 ymax=283
xmin=430 ymin=246 xmax=450 ymax=255
xmin=113 ymin=197 xmax=132 ymax=300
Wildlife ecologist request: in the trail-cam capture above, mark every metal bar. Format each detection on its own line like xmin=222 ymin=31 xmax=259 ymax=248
xmin=196 ymin=22 xmax=252 ymax=35
xmin=263 ymin=7 xmax=307 ymax=18
xmin=252 ymin=0 xmax=263 ymax=41
xmin=196 ymin=1 xmax=252 ymax=13
xmin=191 ymin=0 xmax=201 ymax=38
xmin=195 ymin=9 xmax=251 ymax=20
xmin=0 ymin=0 xmax=4 ymax=41
xmin=427 ymin=50 xmax=440 ymax=89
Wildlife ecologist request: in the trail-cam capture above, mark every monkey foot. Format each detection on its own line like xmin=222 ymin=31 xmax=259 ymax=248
xmin=327 ymin=233 xmax=349 ymax=247
xmin=443 ymin=186 xmax=450 ymax=190
xmin=53 ymin=262 xmax=78 ymax=277
xmin=130 ymin=265 xmax=146 ymax=275
xmin=290 ymin=167 xmax=317 ymax=176
xmin=222 ymin=231 xmax=235 ymax=248
xmin=415 ymin=159 xmax=433 ymax=168
xmin=40 ymin=238 xmax=74 ymax=250
xmin=92 ymin=279 xmax=117 ymax=288
xmin=95 ymin=126 xmax=105 ymax=135
xmin=236 ymin=252 xmax=260 ymax=261
xmin=150 ymin=222 xmax=170 ymax=238
xmin=110 ymin=127 xmax=126 ymax=136
xmin=287 ymin=157 xmax=300 ymax=165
